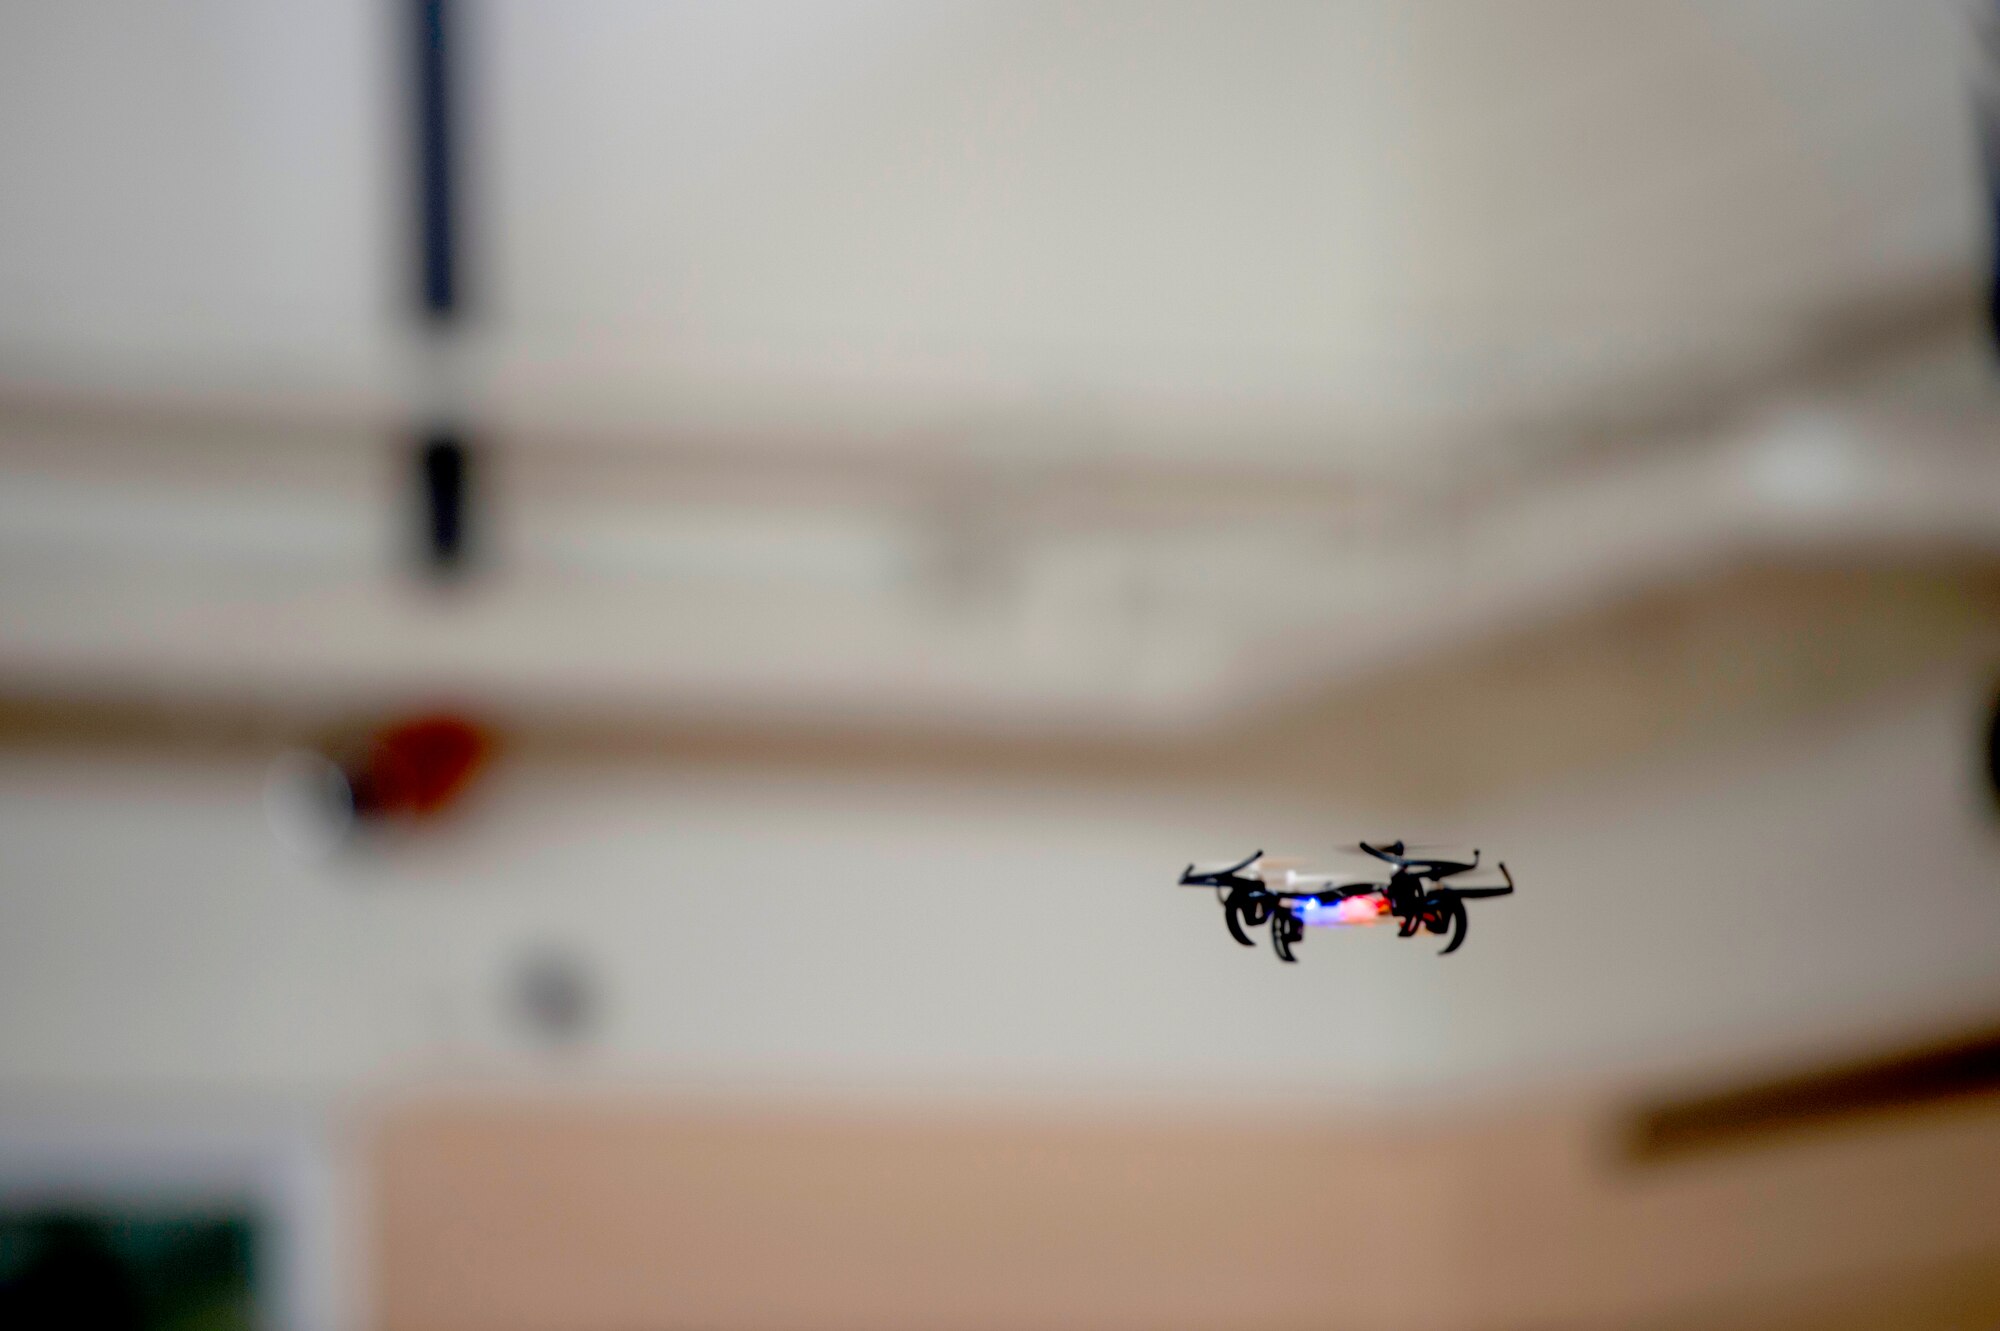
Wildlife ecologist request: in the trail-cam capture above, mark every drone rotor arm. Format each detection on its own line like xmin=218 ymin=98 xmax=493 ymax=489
xmin=1452 ymin=863 xmax=1515 ymax=899
xmin=1424 ymin=848 xmax=1480 ymax=878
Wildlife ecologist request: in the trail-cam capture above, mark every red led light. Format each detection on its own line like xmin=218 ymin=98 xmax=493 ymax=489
xmin=1333 ymin=897 xmax=1379 ymax=925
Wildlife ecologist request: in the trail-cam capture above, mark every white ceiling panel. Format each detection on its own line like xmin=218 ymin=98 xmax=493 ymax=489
xmin=0 ymin=1 xmax=1981 ymax=468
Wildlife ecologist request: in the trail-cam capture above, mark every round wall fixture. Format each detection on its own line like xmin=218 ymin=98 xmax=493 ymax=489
xmin=506 ymin=944 xmax=599 ymax=1050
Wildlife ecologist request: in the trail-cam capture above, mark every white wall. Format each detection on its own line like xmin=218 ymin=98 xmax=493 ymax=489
xmin=1438 ymin=669 xmax=2000 ymax=1091
xmin=2 ymin=671 xmax=1996 ymax=1107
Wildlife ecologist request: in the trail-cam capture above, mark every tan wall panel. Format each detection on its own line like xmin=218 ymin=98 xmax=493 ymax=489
xmin=370 ymin=1092 xmax=2000 ymax=1331
xmin=371 ymin=1100 xmax=1432 ymax=1331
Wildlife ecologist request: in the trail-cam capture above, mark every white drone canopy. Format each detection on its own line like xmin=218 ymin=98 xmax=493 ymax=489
xmin=1259 ymin=861 xmax=1382 ymax=893
xmin=1186 ymin=853 xmax=1386 ymax=892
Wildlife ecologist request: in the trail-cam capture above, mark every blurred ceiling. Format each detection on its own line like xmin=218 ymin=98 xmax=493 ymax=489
xmin=0 ymin=1 xmax=1994 ymax=742
xmin=0 ymin=0 xmax=1982 ymax=470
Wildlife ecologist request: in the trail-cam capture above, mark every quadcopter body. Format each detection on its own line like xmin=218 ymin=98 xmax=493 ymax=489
xmin=1178 ymin=843 xmax=1514 ymax=962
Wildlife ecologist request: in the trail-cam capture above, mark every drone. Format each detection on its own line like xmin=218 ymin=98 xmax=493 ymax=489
xmin=1178 ymin=843 xmax=1514 ymax=962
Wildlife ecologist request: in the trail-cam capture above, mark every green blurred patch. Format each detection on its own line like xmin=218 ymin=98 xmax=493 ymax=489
xmin=0 ymin=1211 xmax=255 ymax=1331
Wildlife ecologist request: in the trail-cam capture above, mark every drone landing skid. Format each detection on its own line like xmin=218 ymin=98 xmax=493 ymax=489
xmin=1271 ymin=910 xmax=1302 ymax=963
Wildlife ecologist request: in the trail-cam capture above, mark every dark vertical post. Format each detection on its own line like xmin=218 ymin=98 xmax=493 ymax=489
xmin=1978 ymin=3 xmax=2000 ymax=353
xmin=1976 ymin=8 xmax=2000 ymax=815
xmin=1985 ymin=683 xmax=2000 ymax=814
xmin=406 ymin=0 xmax=475 ymax=576
xmin=420 ymin=434 xmax=469 ymax=568
xmin=412 ymin=0 xmax=459 ymax=322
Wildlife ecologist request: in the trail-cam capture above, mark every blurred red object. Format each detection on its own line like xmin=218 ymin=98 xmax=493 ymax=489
xmin=350 ymin=714 xmax=491 ymax=818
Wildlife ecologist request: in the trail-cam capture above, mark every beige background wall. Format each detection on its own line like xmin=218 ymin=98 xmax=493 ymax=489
xmin=367 ymin=1089 xmax=2000 ymax=1331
